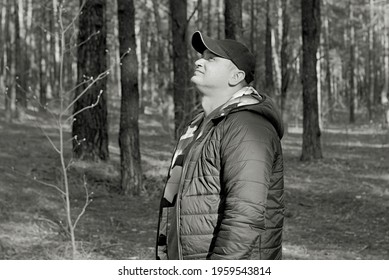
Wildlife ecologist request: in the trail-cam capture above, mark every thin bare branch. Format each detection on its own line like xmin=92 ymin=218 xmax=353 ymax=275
xmin=64 ymin=30 xmax=101 ymax=54
xmin=64 ymin=77 xmax=91 ymax=96
xmin=65 ymin=158 xmax=75 ymax=170
xmin=65 ymin=90 xmax=103 ymax=123
xmin=187 ymin=0 xmax=201 ymax=24
xmin=34 ymin=178 xmax=66 ymax=196
xmin=41 ymin=128 xmax=61 ymax=154
xmin=61 ymin=70 xmax=110 ymax=116
xmin=73 ymin=175 xmax=92 ymax=229
xmin=62 ymin=49 xmax=130 ymax=117
xmin=63 ymin=0 xmax=87 ymax=34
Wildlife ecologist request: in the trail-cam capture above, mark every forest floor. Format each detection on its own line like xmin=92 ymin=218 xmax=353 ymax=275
xmin=0 ymin=108 xmax=388 ymax=260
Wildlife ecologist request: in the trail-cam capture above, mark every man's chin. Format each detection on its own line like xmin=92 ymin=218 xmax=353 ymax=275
xmin=190 ymin=76 xmax=199 ymax=84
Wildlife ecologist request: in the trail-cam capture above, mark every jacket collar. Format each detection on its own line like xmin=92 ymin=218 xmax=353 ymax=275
xmin=210 ymin=86 xmax=284 ymax=139
xmin=210 ymin=86 xmax=263 ymax=122
xmin=190 ymin=86 xmax=284 ymax=140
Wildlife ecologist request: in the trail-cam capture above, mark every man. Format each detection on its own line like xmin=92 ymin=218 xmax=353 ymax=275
xmin=156 ymin=31 xmax=284 ymax=260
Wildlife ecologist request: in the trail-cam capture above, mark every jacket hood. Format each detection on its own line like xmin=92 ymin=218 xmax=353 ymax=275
xmin=213 ymin=88 xmax=284 ymax=139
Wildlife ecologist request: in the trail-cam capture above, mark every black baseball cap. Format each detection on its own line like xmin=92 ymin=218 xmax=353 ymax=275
xmin=191 ymin=31 xmax=255 ymax=83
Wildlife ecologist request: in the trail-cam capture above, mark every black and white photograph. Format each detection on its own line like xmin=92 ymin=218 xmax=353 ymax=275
xmin=0 ymin=0 xmax=388 ymax=265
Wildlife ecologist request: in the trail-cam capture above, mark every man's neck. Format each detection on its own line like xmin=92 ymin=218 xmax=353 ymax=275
xmin=201 ymin=95 xmax=229 ymax=116
xmin=201 ymin=86 xmax=246 ymax=116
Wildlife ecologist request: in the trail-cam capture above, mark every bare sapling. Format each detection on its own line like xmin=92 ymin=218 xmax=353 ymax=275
xmin=15 ymin=1 xmax=129 ymax=259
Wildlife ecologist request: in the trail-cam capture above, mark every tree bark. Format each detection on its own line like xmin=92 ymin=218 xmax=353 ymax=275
xmin=207 ymin=0 xmax=213 ymax=36
xmin=4 ymin=0 xmax=16 ymax=122
xmin=15 ymin=0 xmax=27 ymax=119
xmin=117 ymin=0 xmax=143 ymax=196
xmin=300 ymin=0 xmax=323 ymax=161
xmin=196 ymin=0 xmax=203 ymax=31
xmin=152 ymin=0 xmax=169 ymax=95
xmin=217 ymin=0 xmax=223 ymax=39
xmin=170 ymin=0 xmax=191 ymax=138
xmin=280 ymin=0 xmax=290 ymax=122
xmin=367 ymin=0 xmax=374 ymax=120
xmin=38 ymin=4 xmax=47 ymax=112
xmin=349 ymin=1 xmax=356 ymax=123
xmin=323 ymin=0 xmax=333 ymax=123
xmin=0 ymin=2 xmax=5 ymax=78
xmin=250 ymin=0 xmax=255 ymax=52
xmin=272 ymin=16 xmax=281 ymax=97
xmin=224 ymin=0 xmax=242 ymax=40
xmin=382 ymin=2 xmax=389 ymax=125
xmin=72 ymin=0 xmax=109 ymax=161
xmin=265 ymin=0 xmax=274 ymax=95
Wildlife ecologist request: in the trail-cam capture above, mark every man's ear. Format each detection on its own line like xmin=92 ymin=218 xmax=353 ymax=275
xmin=228 ymin=69 xmax=246 ymax=86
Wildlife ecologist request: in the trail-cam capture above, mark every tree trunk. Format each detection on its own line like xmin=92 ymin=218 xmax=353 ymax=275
xmin=170 ymin=0 xmax=191 ymax=138
xmin=196 ymin=0 xmax=203 ymax=31
xmin=349 ymin=1 xmax=356 ymax=123
xmin=72 ymin=0 xmax=109 ymax=161
xmin=64 ymin=29 xmax=74 ymax=99
xmin=323 ymin=0 xmax=333 ymax=123
xmin=317 ymin=41 xmax=323 ymax=129
xmin=117 ymin=0 xmax=143 ymax=196
xmin=106 ymin=0 xmax=120 ymax=100
xmin=38 ymin=4 xmax=47 ymax=112
xmin=367 ymin=0 xmax=374 ymax=120
xmin=280 ymin=0 xmax=290 ymax=124
xmin=250 ymin=0 xmax=255 ymax=52
xmin=50 ymin=0 xmax=59 ymax=98
xmin=4 ymin=0 xmax=16 ymax=122
xmin=207 ymin=0 xmax=213 ymax=36
xmin=272 ymin=15 xmax=281 ymax=97
xmin=25 ymin=0 xmax=33 ymax=93
xmin=152 ymin=0 xmax=171 ymax=126
xmin=0 ymin=2 xmax=5 ymax=79
xmin=139 ymin=16 xmax=150 ymax=112
xmin=15 ymin=0 xmax=27 ymax=119
xmin=300 ymin=0 xmax=323 ymax=161
xmin=382 ymin=2 xmax=389 ymax=125
xmin=224 ymin=0 xmax=242 ymax=40
xmin=217 ymin=0 xmax=223 ymax=39
xmin=265 ymin=0 xmax=274 ymax=95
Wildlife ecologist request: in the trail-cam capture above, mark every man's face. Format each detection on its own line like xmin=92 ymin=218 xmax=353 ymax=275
xmin=190 ymin=50 xmax=237 ymax=92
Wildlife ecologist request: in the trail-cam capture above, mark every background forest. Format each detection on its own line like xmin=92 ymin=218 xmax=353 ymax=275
xmin=0 ymin=0 xmax=388 ymax=260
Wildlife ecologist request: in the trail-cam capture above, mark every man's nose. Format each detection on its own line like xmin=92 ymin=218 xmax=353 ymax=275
xmin=195 ymin=58 xmax=204 ymax=67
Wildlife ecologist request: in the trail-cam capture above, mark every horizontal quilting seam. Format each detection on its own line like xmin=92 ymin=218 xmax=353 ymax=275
xmin=225 ymin=198 xmax=265 ymax=206
xmin=190 ymin=175 xmax=219 ymax=179
xmin=181 ymin=233 xmax=214 ymax=237
xmin=181 ymin=212 xmax=219 ymax=216
xmin=215 ymin=234 xmax=252 ymax=245
xmin=183 ymin=253 xmax=208 ymax=259
xmin=226 ymin=179 xmax=267 ymax=185
xmin=189 ymin=155 xmax=216 ymax=162
xmin=225 ymin=139 xmax=270 ymax=152
xmin=227 ymin=158 xmax=269 ymax=164
xmin=185 ymin=193 xmax=219 ymax=197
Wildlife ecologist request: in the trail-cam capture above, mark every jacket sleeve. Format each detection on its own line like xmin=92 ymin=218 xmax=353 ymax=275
xmin=209 ymin=112 xmax=276 ymax=260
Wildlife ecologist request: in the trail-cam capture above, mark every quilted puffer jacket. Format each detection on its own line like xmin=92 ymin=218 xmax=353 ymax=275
xmin=156 ymin=90 xmax=284 ymax=260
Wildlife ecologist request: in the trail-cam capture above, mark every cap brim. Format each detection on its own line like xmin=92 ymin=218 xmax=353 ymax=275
xmin=191 ymin=31 xmax=227 ymax=58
